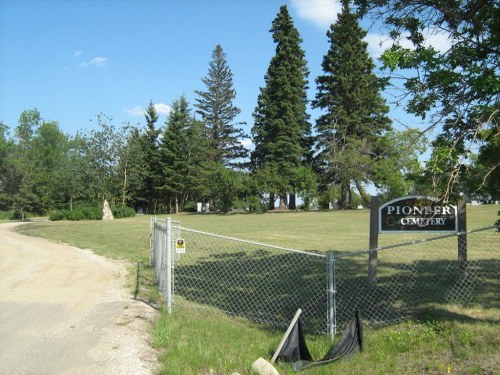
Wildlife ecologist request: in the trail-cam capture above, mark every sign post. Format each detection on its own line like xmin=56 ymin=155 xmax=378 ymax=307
xmin=370 ymin=195 xmax=460 ymax=288
xmin=379 ymin=196 xmax=457 ymax=233
xmin=368 ymin=196 xmax=379 ymax=289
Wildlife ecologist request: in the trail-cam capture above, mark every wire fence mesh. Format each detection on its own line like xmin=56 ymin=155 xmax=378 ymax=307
xmin=150 ymin=217 xmax=499 ymax=335
xmin=150 ymin=217 xmax=328 ymax=333
xmin=332 ymin=226 xmax=499 ymax=331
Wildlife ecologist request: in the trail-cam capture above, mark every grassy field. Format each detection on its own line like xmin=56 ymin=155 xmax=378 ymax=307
xmin=14 ymin=205 xmax=500 ymax=374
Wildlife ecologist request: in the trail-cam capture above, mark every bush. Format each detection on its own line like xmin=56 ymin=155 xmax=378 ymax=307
xmin=0 ymin=210 xmax=25 ymax=220
xmin=49 ymin=206 xmax=102 ymax=221
xmin=49 ymin=210 xmax=66 ymax=221
xmin=49 ymin=205 xmax=136 ymax=221
xmin=112 ymin=206 xmax=136 ymax=219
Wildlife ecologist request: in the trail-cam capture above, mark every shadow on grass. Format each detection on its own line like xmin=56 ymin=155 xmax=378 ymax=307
xmin=162 ymin=230 xmax=499 ymax=333
xmin=333 ymin=257 xmax=500 ymax=329
xmin=175 ymin=249 xmax=327 ymax=333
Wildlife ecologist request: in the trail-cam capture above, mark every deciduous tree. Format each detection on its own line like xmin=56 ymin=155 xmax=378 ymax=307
xmin=355 ymin=0 xmax=499 ymax=200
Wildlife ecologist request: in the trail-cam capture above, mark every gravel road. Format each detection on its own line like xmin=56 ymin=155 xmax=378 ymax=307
xmin=0 ymin=222 xmax=159 ymax=375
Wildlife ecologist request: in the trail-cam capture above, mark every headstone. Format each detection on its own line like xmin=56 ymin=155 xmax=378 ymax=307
xmin=102 ymin=199 xmax=114 ymax=220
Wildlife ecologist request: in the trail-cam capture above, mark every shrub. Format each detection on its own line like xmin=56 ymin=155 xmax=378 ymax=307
xmin=49 ymin=205 xmax=102 ymax=221
xmin=112 ymin=206 xmax=136 ymax=219
xmin=49 ymin=210 xmax=67 ymax=221
xmin=0 ymin=210 xmax=26 ymax=220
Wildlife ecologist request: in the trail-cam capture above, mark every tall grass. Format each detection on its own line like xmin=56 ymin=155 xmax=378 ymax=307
xmin=15 ymin=205 xmax=500 ymax=374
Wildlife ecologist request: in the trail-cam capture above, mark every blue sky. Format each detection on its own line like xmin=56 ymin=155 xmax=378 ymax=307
xmin=1 ymin=0 xmax=438 ymax=140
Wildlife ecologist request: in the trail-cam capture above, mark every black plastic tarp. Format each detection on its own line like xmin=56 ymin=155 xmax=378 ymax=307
xmin=274 ymin=309 xmax=364 ymax=372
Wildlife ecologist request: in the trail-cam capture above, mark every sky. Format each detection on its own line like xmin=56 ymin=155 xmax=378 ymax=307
xmin=0 ymin=0 xmax=445 ymax=141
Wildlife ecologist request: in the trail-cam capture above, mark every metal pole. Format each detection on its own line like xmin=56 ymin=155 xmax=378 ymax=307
xmin=134 ymin=261 xmax=141 ymax=299
xmin=368 ymin=195 xmax=379 ymax=289
xmin=327 ymin=250 xmax=336 ymax=339
xmin=166 ymin=217 xmax=173 ymax=314
xmin=149 ymin=217 xmax=155 ymax=266
xmin=457 ymin=198 xmax=468 ymax=278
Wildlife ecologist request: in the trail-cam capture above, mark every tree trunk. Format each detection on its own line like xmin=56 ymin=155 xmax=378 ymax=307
xmin=279 ymin=193 xmax=287 ymax=209
xmin=289 ymin=193 xmax=297 ymax=210
xmin=355 ymin=179 xmax=370 ymax=207
xmin=268 ymin=192 xmax=275 ymax=210
xmin=122 ymin=163 xmax=128 ymax=208
xmin=340 ymin=182 xmax=351 ymax=209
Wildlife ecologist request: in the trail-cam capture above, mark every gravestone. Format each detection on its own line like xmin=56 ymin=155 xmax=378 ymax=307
xmin=102 ymin=199 xmax=114 ymax=220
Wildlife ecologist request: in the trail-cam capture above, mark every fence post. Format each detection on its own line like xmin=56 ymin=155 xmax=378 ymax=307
xmin=327 ymin=250 xmax=336 ymax=339
xmin=149 ymin=217 xmax=155 ymax=266
xmin=166 ymin=217 xmax=173 ymax=313
xmin=457 ymin=198 xmax=468 ymax=278
xmin=368 ymin=195 xmax=379 ymax=289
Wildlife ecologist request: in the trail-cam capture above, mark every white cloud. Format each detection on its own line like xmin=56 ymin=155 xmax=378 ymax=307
xmin=291 ymin=0 xmax=341 ymax=29
xmin=154 ymin=103 xmax=171 ymax=115
xmin=240 ymin=138 xmax=254 ymax=148
xmin=80 ymin=56 xmax=110 ymax=68
xmin=73 ymin=50 xmax=82 ymax=58
xmin=423 ymin=31 xmax=453 ymax=53
xmin=365 ymin=29 xmax=454 ymax=59
xmin=125 ymin=103 xmax=171 ymax=117
xmin=125 ymin=106 xmax=145 ymax=116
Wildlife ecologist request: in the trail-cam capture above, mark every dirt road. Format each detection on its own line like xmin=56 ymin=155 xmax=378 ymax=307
xmin=0 ymin=222 xmax=159 ymax=375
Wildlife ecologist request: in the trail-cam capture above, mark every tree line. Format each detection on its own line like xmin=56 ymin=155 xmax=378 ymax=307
xmin=1 ymin=2 xmax=497 ymax=218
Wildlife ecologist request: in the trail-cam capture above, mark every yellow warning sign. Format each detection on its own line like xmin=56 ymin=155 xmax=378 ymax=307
xmin=176 ymin=239 xmax=186 ymax=253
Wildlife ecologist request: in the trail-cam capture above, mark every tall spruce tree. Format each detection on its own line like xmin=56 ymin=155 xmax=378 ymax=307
xmin=195 ymin=44 xmax=248 ymax=168
xmin=159 ymin=96 xmax=209 ymax=213
xmin=313 ymin=0 xmax=391 ymax=209
xmin=251 ymin=5 xmax=313 ymax=209
xmin=140 ymin=101 xmax=161 ymax=213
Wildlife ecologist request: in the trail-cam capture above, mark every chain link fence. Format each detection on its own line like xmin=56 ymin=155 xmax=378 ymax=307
xmin=150 ymin=217 xmax=328 ymax=333
xmin=332 ymin=226 xmax=499 ymax=332
xmin=150 ymin=217 xmax=499 ymax=336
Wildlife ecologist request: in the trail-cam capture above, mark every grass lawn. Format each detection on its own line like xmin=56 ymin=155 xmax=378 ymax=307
xmin=15 ymin=205 xmax=500 ymax=374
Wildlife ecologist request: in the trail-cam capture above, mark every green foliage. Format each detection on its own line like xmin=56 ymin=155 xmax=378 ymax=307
xmin=195 ymin=44 xmax=248 ymax=168
xmin=356 ymin=0 xmax=499 ymax=197
xmin=49 ymin=205 xmax=102 ymax=221
xmin=135 ymin=101 xmax=162 ymax=213
xmin=49 ymin=205 xmax=135 ymax=221
xmin=111 ymin=206 xmax=136 ymax=219
xmin=251 ymin=5 xmax=312 ymax=209
xmin=159 ymin=96 xmax=210 ymax=213
xmin=313 ymin=1 xmax=392 ymax=209
xmin=0 ymin=210 xmax=24 ymax=220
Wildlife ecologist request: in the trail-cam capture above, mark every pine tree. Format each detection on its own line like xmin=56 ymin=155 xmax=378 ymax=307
xmin=313 ymin=0 xmax=391 ymax=209
xmin=195 ymin=44 xmax=248 ymax=168
xmin=159 ymin=96 xmax=209 ymax=213
xmin=251 ymin=5 xmax=313 ymax=209
xmin=140 ymin=101 xmax=161 ymax=213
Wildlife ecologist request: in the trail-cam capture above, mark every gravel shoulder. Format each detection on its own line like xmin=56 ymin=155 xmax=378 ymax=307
xmin=0 ymin=222 xmax=159 ymax=375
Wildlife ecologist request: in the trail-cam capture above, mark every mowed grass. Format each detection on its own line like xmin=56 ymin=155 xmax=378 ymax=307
xmin=16 ymin=205 xmax=500 ymax=374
